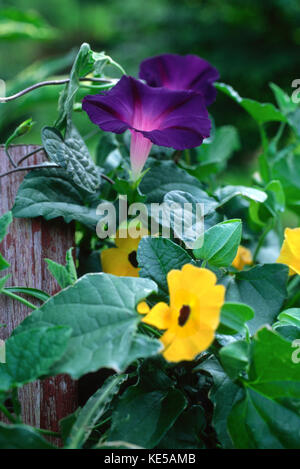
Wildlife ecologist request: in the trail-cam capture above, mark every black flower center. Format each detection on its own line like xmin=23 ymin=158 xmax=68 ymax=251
xmin=178 ymin=305 xmax=191 ymax=327
xmin=128 ymin=250 xmax=138 ymax=268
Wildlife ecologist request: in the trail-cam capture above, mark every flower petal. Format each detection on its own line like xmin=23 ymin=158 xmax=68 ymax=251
xmin=277 ymin=227 xmax=300 ymax=275
xmin=142 ymin=302 xmax=172 ymax=330
xmin=137 ymin=301 xmax=151 ymax=315
xmin=232 ymin=245 xmax=253 ymax=271
xmin=139 ymin=54 xmax=220 ymax=106
xmin=161 ymin=326 xmax=214 ymax=362
xmin=83 ymin=76 xmax=211 ymax=150
xmin=101 ymin=248 xmax=139 ymax=277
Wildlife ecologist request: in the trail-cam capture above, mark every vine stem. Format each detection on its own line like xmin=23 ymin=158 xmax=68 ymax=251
xmin=0 ymin=403 xmax=18 ymax=424
xmin=0 ymin=77 xmax=117 ymax=103
xmin=17 ymin=146 xmax=44 ymax=166
xmin=0 ymin=161 xmax=115 ymax=184
xmin=1 ymin=289 xmax=37 ymax=310
xmin=36 ymin=428 xmax=61 ymax=437
xmin=253 ymin=219 xmax=274 ymax=262
xmin=0 ymin=164 xmax=59 ymax=178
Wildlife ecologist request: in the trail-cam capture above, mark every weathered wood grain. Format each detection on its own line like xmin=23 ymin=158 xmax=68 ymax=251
xmin=0 ymin=145 xmax=77 ymax=435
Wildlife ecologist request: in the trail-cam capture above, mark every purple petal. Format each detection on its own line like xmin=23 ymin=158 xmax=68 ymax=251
xmin=83 ymin=76 xmax=210 ymax=149
xmin=139 ymin=54 xmax=219 ymax=106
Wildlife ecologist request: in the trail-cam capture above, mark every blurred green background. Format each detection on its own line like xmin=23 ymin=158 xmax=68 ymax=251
xmin=0 ymin=0 xmax=300 ymax=171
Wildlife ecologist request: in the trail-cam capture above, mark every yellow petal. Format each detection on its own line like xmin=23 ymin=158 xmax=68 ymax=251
xmin=277 ymin=227 xmax=300 ymax=275
xmin=142 ymin=302 xmax=172 ymax=330
xmin=137 ymin=301 xmax=150 ymax=315
xmin=101 ymin=248 xmax=139 ymax=277
xmin=232 ymin=245 xmax=253 ymax=271
xmin=115 ymin=227 xmax=148 ymax=253
xmin=161 ymin=326 xmax=215 ymax=362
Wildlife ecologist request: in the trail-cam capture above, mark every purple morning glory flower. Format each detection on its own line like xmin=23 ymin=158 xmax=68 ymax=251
xmin=139 ymin=54 xmax=219 ymax=107
xmin=82 ymin=75 xmax=211 ymax=180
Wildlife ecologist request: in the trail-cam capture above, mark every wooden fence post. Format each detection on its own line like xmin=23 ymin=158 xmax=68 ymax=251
xmin=0 ymin=145 xmax=78 ymax=435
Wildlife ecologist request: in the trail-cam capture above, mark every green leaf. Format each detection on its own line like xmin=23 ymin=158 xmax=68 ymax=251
xmin=0 ymin=340 xmax=5 ymax=364
xmin=216 ymin=82 xmax=287 ymax=124
xmin=157 ymin=405 xmax=206 ymax=449
xmin=5 ymin=118 xmax=35 ymax=149
xmin=148 ymin=190 xmax=216 ymax=250
xmin=42 ymin=125 xmax=100 ymax=193
xmin=219 ymin=340 xmax=249 ymax=380
xmin=218 ymin=302 xmax=254 ymax=335
xmin=193 ymin=219 xmax=242 ymax=267
xmin=4 ymin=287 xmax=50 ymax=303
xmin=269 ymin=83 xmax=298 ymax=115
xmin=14 ymin=274 xmax=161 ymax=379
xmin=55 ymin=43 xmax=95 ymax=128
xmin=96 ymin=133 xmax=123 ymax=170
xmin=226 ymin=264 xmax=289 ymax=333
xmin=248 ymin=327 xmax=300 ymax=399
xmin=228 ymin=387 xmax=300 ymax=449
xmin=45 ymin=247 xmax=77 ymax=289
xmin=66 ymin=374 xmax=127 ymax=449
xmin=0 ymin=423 xmax=56 ymax=449
xmin=264 ymin=179 xmax=286 ymax=215
xmin=277 ymin=308 xmax=300 ymax=329
xmin=140 ymin=160 xmax=210 ymax=203
xmin=0 ymin=211 xmax=12 ymax=271
xmin=12 ymin=168 xmax=100 ymax=230
xmin=196 ymin=356 xmax=242 ymax=449
xmin=215 ymin=185 xmax=267 ymax=207
xmin=228 ymin=327 xmax=300 ymax=449
xmin=0 ymin=326 xmax=71 ymax=391
xmin=109 ymin=360 xmax=187 ymax=448
xmin=191 ymin=125 xmax=240 ymax=180
xmin=0 ymin=8 xmax=58 ymax=41
xmin=0 ymin=274 xmax=10 ymax=291
xmin=137 ymin=237 xmax=194 ymax=301
xmin=272 ymin=151 xmax=300 ymax=212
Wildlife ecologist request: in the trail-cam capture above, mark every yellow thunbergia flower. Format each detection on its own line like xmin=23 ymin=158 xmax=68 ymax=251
xmin=138 ymin=264 xmax=225 ymax=362
xmin=232 ymin=245 xmax=253 ymax=271
xmin=277 ymin=227 xmax=300 ymax=276
xmin=101 ymin=227 xmax=147 ymax=277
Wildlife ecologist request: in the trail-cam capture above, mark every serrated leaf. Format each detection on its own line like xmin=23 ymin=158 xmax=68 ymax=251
xmin=45 ymin=247 xmax=77 ymax=289
xmin=193 ymin=219 xmax=242 ymax=267
xmin=12 ymin=168 xmax=100 ymax=230
xmin=42 ymin=125 xmax=100 ymax=193
xmin=66 ymin=374 xmax=127 ymax=449
xmin=0 ymin=326 xmax=71 ymax=391
xmin=13 ymin=274 xmax=161 ymax=379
